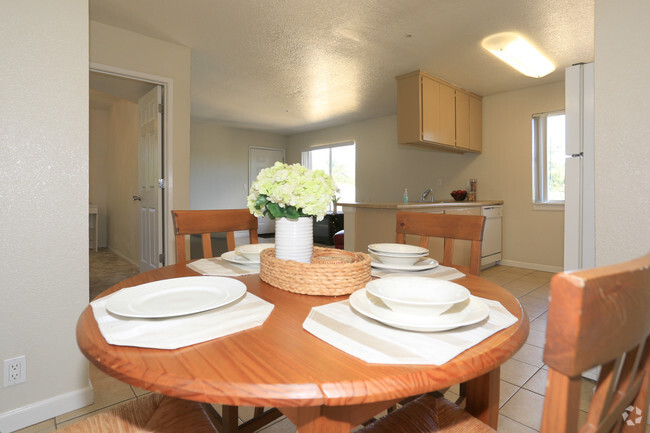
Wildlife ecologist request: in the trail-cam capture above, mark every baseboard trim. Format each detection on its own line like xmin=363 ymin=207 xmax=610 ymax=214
xmin=0 ymin=386 xmax=94 ymax=432
xmin=107 ymin=247 xmax=139 ymax=268
xmin=499 ymin=259 xmax=563 ymax=273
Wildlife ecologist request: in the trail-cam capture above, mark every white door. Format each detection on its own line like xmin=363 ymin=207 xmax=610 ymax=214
xmin=138 ymin=86 xmax=163 ymax=272
xmin=249 ymin=147 xmax=285 ymax=234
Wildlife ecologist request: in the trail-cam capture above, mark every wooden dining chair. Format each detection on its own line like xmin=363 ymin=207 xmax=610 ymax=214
xmin=540 ymin=253 xmax=650 ymax=433
xmin=171 ymin=209 xmax=259 ymax=263
xmin=57 ymin=393 xmax=219 ymax=432
xmin=357 ymin=253 xmax=650 ymax=433
xmin=171 ymin=209 xmax=281 ymax=433
xmin=395 ymin=211 xmax=486 ymax=276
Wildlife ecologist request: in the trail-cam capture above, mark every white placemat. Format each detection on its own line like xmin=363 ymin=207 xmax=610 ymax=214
xmin=302 ymin=296 xmax=517 ymax=365
xmin=187 ymin=257 xmax=260 ymax=276
xmin=371 ymin=264 xmax=465 ymax=281
xmin=92 ymin=291 xmax=273 ymax=349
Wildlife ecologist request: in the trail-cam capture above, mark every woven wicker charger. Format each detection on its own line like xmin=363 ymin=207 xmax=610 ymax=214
xmin=260 ymin=247 xmax=371 ymax=296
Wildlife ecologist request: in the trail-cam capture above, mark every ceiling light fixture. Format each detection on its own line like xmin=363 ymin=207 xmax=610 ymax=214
xmin=481 ymin=32 xmax=555 ymax=78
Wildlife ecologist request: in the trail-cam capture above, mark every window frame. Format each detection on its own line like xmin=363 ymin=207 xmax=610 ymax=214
xmin=301 ymin=140 xmax=355 ymax=205
xmin=301 ymin=141 xmax=354 ymax=167
xmin=532 ymin=110 xmax=566 ymax=205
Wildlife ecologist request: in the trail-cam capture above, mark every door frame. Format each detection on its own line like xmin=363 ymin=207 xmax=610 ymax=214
xmin=90 ymin=62 xmax=174 ymax=265
xmin=248 ymin=146 xmax=286 ymax=235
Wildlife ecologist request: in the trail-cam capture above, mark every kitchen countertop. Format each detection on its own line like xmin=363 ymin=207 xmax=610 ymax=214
xmin=339 ymin=200 xmax=503 ymax=210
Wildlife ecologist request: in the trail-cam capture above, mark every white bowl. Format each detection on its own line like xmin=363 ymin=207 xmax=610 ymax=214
xmin=365 ymin=276 xmax=470 ymax=316
xmin=235 ymin=243 xmax=275 ymax=261
xmin=371 ymin=252 xmax=426 ymax=266
xmin=368 ymin=243 xmax=429 ymax=255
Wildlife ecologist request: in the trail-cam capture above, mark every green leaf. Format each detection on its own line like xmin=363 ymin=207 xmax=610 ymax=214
xmin=266 ymin=202 xmax=283 ymax=219
xmin=285 ymin=206 xmax=300 ymax=219
xmin=255 ymin=194 xmax=268 ymax=207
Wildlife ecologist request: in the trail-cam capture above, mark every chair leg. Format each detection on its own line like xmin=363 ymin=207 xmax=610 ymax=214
xmin=222 ymin=405 xmax=240 ymax=433
xmin=237 ymin=408 xmax=283 ymax=433
xmin=200 ymin=403 xmax=239 ymax=433
xmin=200 ymin=403 xmax=282 ymax=433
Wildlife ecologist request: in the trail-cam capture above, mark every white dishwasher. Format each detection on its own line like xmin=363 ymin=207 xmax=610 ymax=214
xmin=481 ymin=206 xmax=503 ymax=268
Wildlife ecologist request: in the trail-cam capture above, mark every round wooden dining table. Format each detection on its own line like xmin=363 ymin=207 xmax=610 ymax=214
xmin=77 ymin=262 xmax=529 ymax=432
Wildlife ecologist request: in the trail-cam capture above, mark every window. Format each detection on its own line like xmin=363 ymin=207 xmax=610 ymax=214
xmin=533 ymin=111 xmax=565 ymax=203
xmin=301 ymin=141 xmax=355 ymax=206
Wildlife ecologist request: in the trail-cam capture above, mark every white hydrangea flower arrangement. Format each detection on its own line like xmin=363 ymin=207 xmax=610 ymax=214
xmin=247 ymin=162 xmax=337 ymax=221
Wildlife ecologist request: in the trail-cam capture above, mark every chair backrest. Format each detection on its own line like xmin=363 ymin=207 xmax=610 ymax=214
xmin=395 ymin=211 xmax=486 ymax=275
xmin=541 ymin=253 xmax=650 ymax=433
xmin=171 ymin=209 xmax=258 ymax=263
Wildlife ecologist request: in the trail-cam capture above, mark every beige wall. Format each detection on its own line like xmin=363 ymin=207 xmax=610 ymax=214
xmin=90 ymin=107 xmax=109 ymax=248
xmin=287 ymin=115 xmax=460 ymax=204
xmin=287 ymin=81 xmax=566 ymax=270
xmin=190 ymin=121 xmax=287 ymax=209
xmin=106 ymin=100 xmax=140 ymax=264
xmin=0 ymin=1 xmax=92 ymax=431
xmin=479 ymin=82 xmax=565 ymax=270
xmin=594 ymin=0 xmax=650 ymax=265
xmin=90 ymin=21 xmax=191 ymax=263
xmin=90 ymin=97 xmax=140 ymax=264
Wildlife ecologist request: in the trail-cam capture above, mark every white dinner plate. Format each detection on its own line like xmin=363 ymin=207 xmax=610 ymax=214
xmin=370 ymin=255 xmax=439 ymax=272
xmin=349 ymin=289 xmax=489 ymax=332
xmin=368 ymin=243 xmax=429 ymax=255
xmin=106 ymin=276 xmax=247 ymax=318
xmin=368 ymin=250 xmax=428 ymax=258
xmin=221 ymin=250 xmax=260 ymax=265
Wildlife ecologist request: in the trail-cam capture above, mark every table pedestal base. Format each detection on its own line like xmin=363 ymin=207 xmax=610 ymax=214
xmin=465 ymin=368 xmax=500 ymax=428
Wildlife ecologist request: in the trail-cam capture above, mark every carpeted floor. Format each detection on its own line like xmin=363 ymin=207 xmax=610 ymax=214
xmin=89 ymin=248 xmax=139 ymax=301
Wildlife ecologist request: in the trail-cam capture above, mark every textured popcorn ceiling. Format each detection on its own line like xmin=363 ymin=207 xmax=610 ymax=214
xmin=90 ymin=0 xmax=593 ymax=134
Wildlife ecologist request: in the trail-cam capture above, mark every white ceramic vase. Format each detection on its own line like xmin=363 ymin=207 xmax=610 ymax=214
xmin=274 ymin=217 xmax=313 ymax=263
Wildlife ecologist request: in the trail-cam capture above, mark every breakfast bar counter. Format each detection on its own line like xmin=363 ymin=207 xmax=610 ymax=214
xmin=340 ymin=200 xmax=502 ymax=210
xmin=340 ymin=201 xmax=503 ymax=263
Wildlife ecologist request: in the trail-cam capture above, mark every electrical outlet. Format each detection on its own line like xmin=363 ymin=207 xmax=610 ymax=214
xmin=3 ymin=356 xmax=26 ymax=387
xmin=436 ymin=178 xmax=443 ymax=187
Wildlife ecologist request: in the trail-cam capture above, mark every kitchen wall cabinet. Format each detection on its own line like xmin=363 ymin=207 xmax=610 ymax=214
xmin=421 ymin=75 xmax=455 ymax=146
xmin=455 ymin=92 xmax=483 ymax=152
xmin=396 ymin=70 xmax=482 ymax=153
xmin=469 ymin=95 xmax=483 ymax=152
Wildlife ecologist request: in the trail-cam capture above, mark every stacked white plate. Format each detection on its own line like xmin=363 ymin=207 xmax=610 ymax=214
xmin=220 ymin=243 xmax=274 ymax=266
xmin=349 ymin=276 xmax=489 ymax=332
xmin=368 ymin=243 xmax=438 ymax=271
xmin=235 ymin=243 xmax=274 ymax=261
xmin=105 ymin=276 xmax=247 ymax=318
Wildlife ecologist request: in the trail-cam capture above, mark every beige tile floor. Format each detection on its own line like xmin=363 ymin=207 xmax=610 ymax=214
xmin=16 ymin=265 xmax=649 ymax=433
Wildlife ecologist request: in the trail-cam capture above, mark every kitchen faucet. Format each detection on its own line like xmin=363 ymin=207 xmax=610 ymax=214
xmin=421 ymin=188 xmax=433 ymax=202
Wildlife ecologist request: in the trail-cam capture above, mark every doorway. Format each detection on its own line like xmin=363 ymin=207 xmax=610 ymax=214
xmin=89 ymin=69 xmax=167 ymax=270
